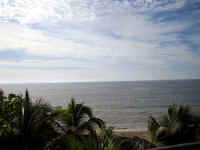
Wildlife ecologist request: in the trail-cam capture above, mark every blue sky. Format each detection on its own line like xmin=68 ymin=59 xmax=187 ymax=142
xmin=0 ymin=0 xmax=200 ymax=83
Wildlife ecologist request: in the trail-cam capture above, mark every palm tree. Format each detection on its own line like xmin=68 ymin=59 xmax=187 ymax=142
xmin=0 ymin=89 xmax=5 ymax=101
xmin=0 ymin=90 xmax=59 ymax=150
xmin=58 ymin=98 xmax=105 ymax=136
xmin=80 ymin=127 xmax=117 ymax=150
xmin=148 ymin=104 xmax=200 ymax=145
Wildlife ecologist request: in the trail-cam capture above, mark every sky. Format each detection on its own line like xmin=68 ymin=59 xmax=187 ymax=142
xmin=0 ymin=0 xmax=200 ymax=83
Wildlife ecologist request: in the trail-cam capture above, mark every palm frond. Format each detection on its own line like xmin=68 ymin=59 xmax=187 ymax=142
xmin=79 ymin=104 xmax=93 ymax=118
xmin=148 ymin=116 xmax=160 ymax=143
xmin=88 ymin=117 xmax=105 ymax=129
xmin=148 ymin=104 xmax=200 ymax=145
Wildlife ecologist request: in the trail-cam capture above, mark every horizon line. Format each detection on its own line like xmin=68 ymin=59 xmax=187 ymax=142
xmin=0 ymin=78 xmax=200 ymax=84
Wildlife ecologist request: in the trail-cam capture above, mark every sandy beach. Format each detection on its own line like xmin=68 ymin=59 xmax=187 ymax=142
xmin=113 ymin=130 xmax=151 ymax=141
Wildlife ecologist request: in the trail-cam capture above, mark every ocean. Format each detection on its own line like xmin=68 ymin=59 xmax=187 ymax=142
xmin=1 ymin=79 xmax=200 ymax=130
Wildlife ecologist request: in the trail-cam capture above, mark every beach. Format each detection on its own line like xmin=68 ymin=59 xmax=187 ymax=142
xmin=114 ymin=130 xmax=151 ymax=141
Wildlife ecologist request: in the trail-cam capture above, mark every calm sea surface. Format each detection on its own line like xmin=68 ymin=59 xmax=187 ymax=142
xmin=1 ymin=80 xmax=200 ymax=130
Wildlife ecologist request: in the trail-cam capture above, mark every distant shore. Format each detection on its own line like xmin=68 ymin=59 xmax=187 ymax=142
xmin=113 ymin=129 xmax=151 ymax=141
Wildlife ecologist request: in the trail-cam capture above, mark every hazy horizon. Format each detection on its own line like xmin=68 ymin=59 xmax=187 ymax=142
xmin=1 ymin=78 xmax=200 ymax=84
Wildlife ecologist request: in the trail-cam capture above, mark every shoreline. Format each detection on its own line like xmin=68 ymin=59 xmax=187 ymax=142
xmin=113 ymin=129 xmax=151 ymax=141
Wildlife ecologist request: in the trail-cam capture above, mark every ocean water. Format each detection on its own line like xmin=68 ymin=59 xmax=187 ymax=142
xmin=1 ymin=80 xmax=200 ymax=130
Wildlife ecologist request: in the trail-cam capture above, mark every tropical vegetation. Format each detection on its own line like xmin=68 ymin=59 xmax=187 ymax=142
xmin=148 ymin=104 xmax=200 ymax=146
xmin=1 ymin=89 xmax=145 ymax=150
xmin=0 ymin=90 xmax=59 ymax=150
xmin=0 ymin=89 xmax=199 ymax=150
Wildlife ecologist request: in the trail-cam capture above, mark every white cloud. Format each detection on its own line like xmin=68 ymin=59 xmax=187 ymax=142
xmin=0 ymin=0 xmax=199 ymax=82
xmin=0 ymin=0 xmax=189 ymax=24
xmin=151 ymin=0 xmax=187 ymax=12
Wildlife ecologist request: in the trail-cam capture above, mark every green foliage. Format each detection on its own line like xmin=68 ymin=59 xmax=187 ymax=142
xmin=115 ymin=135 xmax=155 ymax=150
xmin=148 ymin=104 xmax=200 ymax=145
xmin=98 ymin=127 xmax=116 ymax=150
xmin=57 ymin=98 xmax=105 ymax=135
xmin=0 ymin=90 xmax=59 ymax=150
xmin=0 ymin=91 xmax=23 ymax=136
xmin=81 ymin=127 xmax=117 ymax=150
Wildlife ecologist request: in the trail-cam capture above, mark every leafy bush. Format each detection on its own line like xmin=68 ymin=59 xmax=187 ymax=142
xmin=0 ymin=90 xmax=59 ymax=150
xmin=148 ymin=104 xmax=200 ymax=145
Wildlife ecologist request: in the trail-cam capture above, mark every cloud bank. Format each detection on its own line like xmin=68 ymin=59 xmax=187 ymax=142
xmin=0 ymin=0 xmax=200 ymax=82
